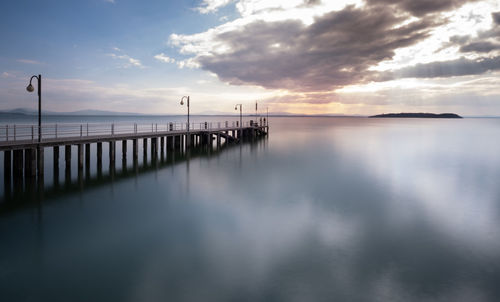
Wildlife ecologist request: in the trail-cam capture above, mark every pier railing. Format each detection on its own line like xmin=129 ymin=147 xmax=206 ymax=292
xmin=0 ymin=120 xmax=267 ymax=142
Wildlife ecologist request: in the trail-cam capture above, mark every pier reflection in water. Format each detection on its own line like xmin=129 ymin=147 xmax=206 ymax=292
xmin=0 ymin=136 xmax=267 ymax=214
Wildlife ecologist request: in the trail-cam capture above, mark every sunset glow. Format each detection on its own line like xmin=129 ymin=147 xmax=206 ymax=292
xmin=1 ymin=0 xmax=499 ymax=115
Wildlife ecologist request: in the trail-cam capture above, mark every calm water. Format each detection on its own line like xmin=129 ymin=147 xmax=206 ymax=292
xmin=1 ymin=116 xmax=500 ymax=301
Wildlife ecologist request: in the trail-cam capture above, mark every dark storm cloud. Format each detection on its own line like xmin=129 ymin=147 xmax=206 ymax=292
xmin=391 ymin=10 xmax=500 ymax=81
xmin=366 ymin=0 xmax=480 ymax=16
xmin=493 ymin=12 xmax=500 ymax=25
xmin=392 ymin=56 xmax=500 ymax=78
xmin=460 ymin=41 xmax=500 ymax=53
xmin=445 ymin=12 xmax=500 ymax=54
xmin=303 ymin=0 xmax=321 ymax=6
xmin=197 ymin=5 xmax=437 ymax=92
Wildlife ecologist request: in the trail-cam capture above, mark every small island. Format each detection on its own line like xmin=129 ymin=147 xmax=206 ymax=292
xmin=369 ymin=113 xmax=462 ymax=118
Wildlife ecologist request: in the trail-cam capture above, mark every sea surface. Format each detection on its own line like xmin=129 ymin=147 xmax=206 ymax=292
xmin=1 ymin=116 xmax=500 ymax=301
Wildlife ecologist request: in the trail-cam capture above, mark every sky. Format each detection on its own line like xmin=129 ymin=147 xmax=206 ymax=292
xmin=0 ymin=0 xmax=499 ymax=116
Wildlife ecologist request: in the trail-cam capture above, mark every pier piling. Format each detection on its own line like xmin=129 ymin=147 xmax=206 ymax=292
xmin=77 ymin=144 xmax=83 ymax=171
xmin=0 ymin=121 xmax=268 ymax=194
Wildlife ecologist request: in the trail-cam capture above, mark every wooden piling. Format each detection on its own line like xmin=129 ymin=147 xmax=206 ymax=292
xmin=109 ymin=141 xmax=116 ymax=178
xmin=53 ymin=146 xmax=59 ymax=170
xmin=3 ymin=152 xmax=11 ymax=199
xmin=151 ymin=137 xmax=157 ymax=160
xmin=24 ymin=149 xmax=31 ymax=178
xmin=24 ymin=148 xmax=36 ymax=178
xmin=132 ymin=139 xmax=138 ymax=161
xmin=178 ymin=135 xmax=182 ymax=149
xmin=122 ymin=140 xmax=127 ymax=160
xmin=36 ymin=147 xmax=44 ymax=179
xmin=4 ymin=150 xmax=12 ymax=197
xmin=65 ymin=145 xmax=71 ymax=183
xmin=167 ymin=136 xmax=173 ymax=150
xmin=4 ymin=150 xmax=11 ymax=178
xmin=96 ymin=143 xmax=102 ymax=178
xmin=160 ymin=137 xmax=165 ymax=155
xmin=77 ymin=144 xmax=83 ymax=171
xmin=85 ymin=143 xmax=91 ymax=166
xmin=97 ymin=142 xmax=102 ymax=168
xmin=13 ymin=149 xmax=23 ymax=179
xmin=84 ymin=144 xmax=90 ymax=179
xmin=53 ymin=146 xmax=59 ymax=187
xmin=24 ymin=149 xmax=36 ymax=193
xmin=109 ymin=141 xmax=115 ymax=164
xmin=12 ymin=149 xmax=23 ymax=193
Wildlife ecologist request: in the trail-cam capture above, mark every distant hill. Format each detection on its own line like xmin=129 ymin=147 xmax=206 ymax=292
xmin=0 ymin=108 xmax=145 ymax=116
xmin=370 ymin=113 xmax=462 ymax=119
xmin=0 ymin=108 xmax=365 ymax=117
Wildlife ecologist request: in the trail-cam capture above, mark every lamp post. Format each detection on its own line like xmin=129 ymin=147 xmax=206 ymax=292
xmin=235 ymin=104 xmax=242 ymax=129
xmin=181 ymin=96 xmax=191 ymax=147
xmin=255 ymin=101 xmax=258 ymax=120
xmin=180 ymin=96 xmax=190 ymax=131
xmin=26 ymin=74 xmax=42 ymax=142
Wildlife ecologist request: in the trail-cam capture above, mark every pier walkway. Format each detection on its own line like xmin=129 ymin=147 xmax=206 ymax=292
xmin=1 ymin=120 xmax=268 ymax=190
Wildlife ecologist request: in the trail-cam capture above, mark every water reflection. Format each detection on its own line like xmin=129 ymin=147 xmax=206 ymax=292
xmin=0 ymin=139 xmax=262 ymax=215
xmin=1 ymin=118 xmax=500 ymax=301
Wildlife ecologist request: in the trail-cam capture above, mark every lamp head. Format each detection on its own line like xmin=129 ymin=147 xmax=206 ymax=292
xmin=180 ymin=100 xmax=184 ymax=105
xmin=26 ymin=84 xmax=34 ymax=92
xmin=235 ymin=106 xmax=237 ymax=110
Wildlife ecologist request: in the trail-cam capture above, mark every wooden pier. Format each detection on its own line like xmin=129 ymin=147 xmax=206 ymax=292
xmin=1 ymin=120 xmax=268 ymax=195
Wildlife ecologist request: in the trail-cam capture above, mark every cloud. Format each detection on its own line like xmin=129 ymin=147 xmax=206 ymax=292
xmin=17 ymin=59 xmax=42 ymax=65
xmin=109 ymin=53 xmax=144 ymax=68
xmin=460 ymin=41 xmax=500 ymax=53
xmin=105 ymin=0 xmax=115 ymax=4
xmin=391 ymin=56 xmax=500 ymax=79
xmin=444 ymin=12 xmax=500 ymax=54
xmin=365 ymin=0 xmax=480 ymax=16
xmin=174 ymin=5 xmax=437 ymax=92
xmin=154 ymin=53 xmax=176 ymax=64
xmin=197 ymin=0 xmax=234 ymax=14
xmin=303 ymin=0 xmax=321 ymax=6
xmin=493 ymin=12 xmax=500 ymax=24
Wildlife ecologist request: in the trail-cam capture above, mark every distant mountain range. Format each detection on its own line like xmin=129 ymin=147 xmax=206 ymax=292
xmin=0 ymin=108 xmax=364 ymax=117
xmin=0 ymin=108 xmax=146 ymax=116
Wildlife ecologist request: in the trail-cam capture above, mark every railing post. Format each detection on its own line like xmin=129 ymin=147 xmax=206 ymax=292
xmin=80 ymin=124 xmax=83 ymax=137
xmin=55 ymin=124 xmax=58 ymax=138
xmin=6 ymin=125 xmax=8 ymax=141
xmin=31 ymin=125 xmax=34 ymax=141
xmin=151 ymin=123 xmax=153 ymax=133
xmin=86 ymin=123 xmax=89 ymax=136
xmin=14 ymin=124 xmax=16 ymax=141
xmin=112 ymin=124 xmax=114 ymax=135
xmin=155 ymin=123 xmax=157 ymax=132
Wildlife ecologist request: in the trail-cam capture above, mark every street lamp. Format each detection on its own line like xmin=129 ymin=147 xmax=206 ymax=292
xmin=235 ymin=104 xmax=242 ymax=129
xmin=180 ymin=96 xmax=190 ymax=131
xmin=26 ymin=74 xmax=42 ymax=142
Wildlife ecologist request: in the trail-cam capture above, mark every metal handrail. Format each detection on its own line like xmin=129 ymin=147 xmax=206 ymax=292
xmin=0 ymin=121 xmax=264 ymax=142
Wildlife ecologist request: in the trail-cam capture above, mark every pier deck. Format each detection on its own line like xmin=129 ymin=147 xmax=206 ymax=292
xmin=1 ymin=121 xmax=268 ymax=192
